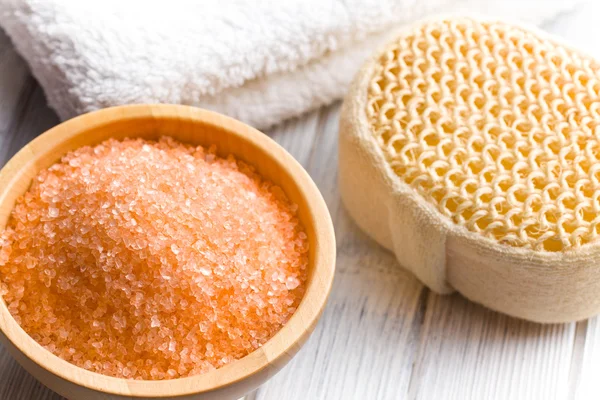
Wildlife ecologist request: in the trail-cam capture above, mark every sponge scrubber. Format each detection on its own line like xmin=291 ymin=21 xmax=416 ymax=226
xmin=340 ymin=16 xmax=600 ymax=322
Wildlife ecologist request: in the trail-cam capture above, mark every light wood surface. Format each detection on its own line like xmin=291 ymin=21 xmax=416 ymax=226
xmin=1 ymin=12 xmax=600 ymax=400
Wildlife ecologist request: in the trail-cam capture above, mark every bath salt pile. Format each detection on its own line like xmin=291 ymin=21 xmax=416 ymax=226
xmin=0 ymin=137 xmax=308 ymax=380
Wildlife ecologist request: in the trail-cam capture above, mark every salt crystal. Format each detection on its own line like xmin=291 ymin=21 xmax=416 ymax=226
xmin=285 ymin=277 xmax=300 ymax=290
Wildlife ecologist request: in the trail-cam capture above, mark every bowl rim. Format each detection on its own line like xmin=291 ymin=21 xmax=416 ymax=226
xmin=0 ymin=104 xmax=336 ymax=397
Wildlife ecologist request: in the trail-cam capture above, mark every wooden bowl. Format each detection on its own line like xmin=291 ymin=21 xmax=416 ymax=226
xmin=0 ymin=104 xmax=336 ymax=399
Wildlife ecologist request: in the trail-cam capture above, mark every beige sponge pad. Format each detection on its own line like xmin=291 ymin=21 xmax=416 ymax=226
xmin=339 ymin=16 xmax=600 ymax=322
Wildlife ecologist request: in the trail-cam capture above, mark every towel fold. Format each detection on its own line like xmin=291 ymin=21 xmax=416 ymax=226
xmin=0 ymin=0 xmax=580 ymax=129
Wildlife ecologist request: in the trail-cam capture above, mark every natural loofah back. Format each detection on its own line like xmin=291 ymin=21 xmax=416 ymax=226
xmin=366 ymin=18 xmax=600 ymax=252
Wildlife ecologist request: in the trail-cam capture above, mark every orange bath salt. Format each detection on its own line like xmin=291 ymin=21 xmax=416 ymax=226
xmin=0 ymin=136 xmax=308 ymax=380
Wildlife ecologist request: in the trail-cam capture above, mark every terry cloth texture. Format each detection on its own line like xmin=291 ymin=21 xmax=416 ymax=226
xmin=0 ymin=0 xmax=580 ymax=129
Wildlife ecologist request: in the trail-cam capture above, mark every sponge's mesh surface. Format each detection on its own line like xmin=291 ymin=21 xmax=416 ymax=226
xmin=366 ymin=18 xmax=600 ymax=251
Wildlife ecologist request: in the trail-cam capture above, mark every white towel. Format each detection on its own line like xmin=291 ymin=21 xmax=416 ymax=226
xmin=0 ymin=0 xmax=581 ymax=129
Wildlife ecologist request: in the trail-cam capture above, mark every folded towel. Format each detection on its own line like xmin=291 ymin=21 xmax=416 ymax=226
xmin=0 ymin=0 xmax=580 ymax=129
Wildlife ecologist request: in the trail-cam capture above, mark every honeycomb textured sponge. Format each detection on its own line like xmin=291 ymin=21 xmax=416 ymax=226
xmin=340 ymin=16 xmax=600 ymax=322
xmin=367 ymin=18 xmax=600 ymax=252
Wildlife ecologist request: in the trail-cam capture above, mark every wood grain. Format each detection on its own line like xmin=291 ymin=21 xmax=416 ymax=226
xmin=571 ymin=317 xmax=600 ymax=400
xmin=407 ymin=293 xmax=576 ymax=400
xmin=0 ymin=28 xmax=64 ymax=400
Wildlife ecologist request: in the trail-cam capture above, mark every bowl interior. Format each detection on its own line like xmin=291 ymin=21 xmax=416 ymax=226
xmin=0 ymin=105 xmax=335 ymax=398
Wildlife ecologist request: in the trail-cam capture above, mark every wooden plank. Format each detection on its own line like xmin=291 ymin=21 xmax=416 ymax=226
xmin=0 ymin=28 xmax=34 ymax=163
xmin=265 ymin=109 xmax=321 ymax=165
xmin=407 ymin=294 xmax=576 ymax=399
xmin=0 ymin=27 xmax=65 ymax=400
xmin=0 ymin=31 xmax=60 ymax=167
xmin=256 ymin=104 xmax=425 ymax=400
xmin=0 ymin=83 xmax=59 ymax=166
xmin=0 ymin=104 xmax=64 ymax=397
xmin=0 ymin=27 xmax=61 ymax=400
xmin=568 ymin=320 xmax=588 ymax=400
xmin=571 ymin=317 xmax=600 ymax=399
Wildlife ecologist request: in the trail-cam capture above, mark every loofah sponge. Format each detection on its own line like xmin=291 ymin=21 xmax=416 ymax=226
xmin=339 ymin=16 xmax=600 ymax=323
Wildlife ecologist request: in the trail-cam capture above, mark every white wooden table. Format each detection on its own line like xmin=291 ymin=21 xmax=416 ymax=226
xmin=3 ymin=4 xmax=600 ymax=399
